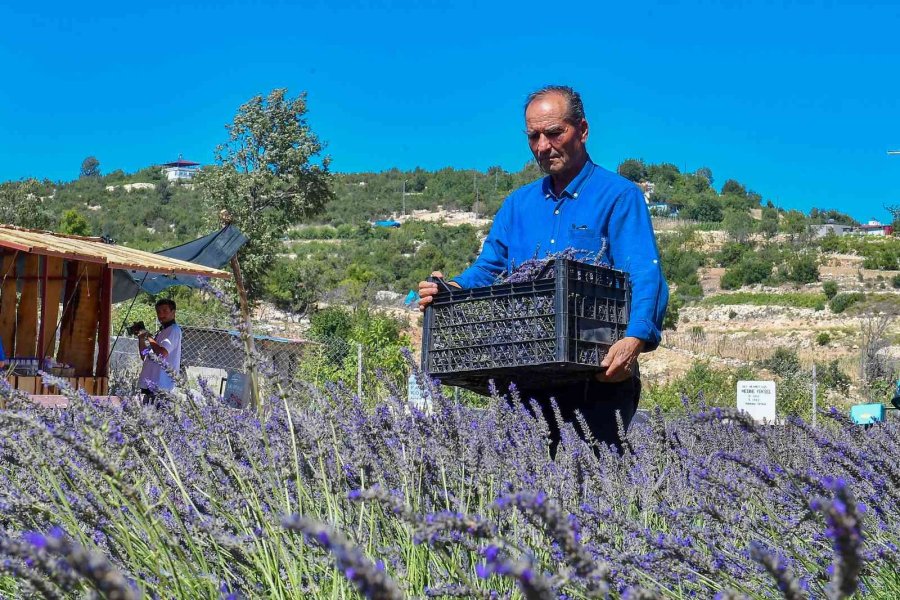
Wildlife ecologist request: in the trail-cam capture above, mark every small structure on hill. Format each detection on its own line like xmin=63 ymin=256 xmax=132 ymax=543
xmin=162 ymin=155 xmax=201 ymax=181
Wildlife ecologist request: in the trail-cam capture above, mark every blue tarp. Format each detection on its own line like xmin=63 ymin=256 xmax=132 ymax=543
xmin=374 ymin=220 xmax=401 ymax=228
xmin=111 ymin=224 xmax=247 ymax=302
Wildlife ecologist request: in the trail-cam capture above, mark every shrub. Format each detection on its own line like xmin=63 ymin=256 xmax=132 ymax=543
xmin=892 ymin=274 xmax=900 ymax=289
xmin=783 ymin=252 xmax=819 ymax=284
xmin=829 ymin=292 xmax=864 ymax=314
xmin=822 ymin=280 xmax=838 ymax=299
xmin=817 ymin=359 xmax=851 ymax=394
xmin=716 ymin=241 xmax=751 ymax=267
xmin=757 ymin=347 xmax=801 ymax=377
xmin=816 ymin=332 xmax=831 ymax=346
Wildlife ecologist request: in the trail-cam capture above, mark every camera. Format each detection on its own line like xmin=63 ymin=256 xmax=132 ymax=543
xmin=128 ymin=321 xmax=148 ymax=336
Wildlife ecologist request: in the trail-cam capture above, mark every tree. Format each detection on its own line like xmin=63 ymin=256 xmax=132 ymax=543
xmin=722 ymin=208 xmax=754 ymax=242
xmin=198 ymin=88 xmax=334 ymax=299
xmin=780 ymin=209 xmax=809 ymax=242
xmin=759 ymin=207 xmax=779 ymax=238
xmin=695 ymin=166 xmax=714 ymax=187
xmin=647 ymin=163 xmax=680 ymax=186
xmin=0 ymin=180 xmax=52 ymax=229
xmin=885 ymin=204 xmax=900 ymax=230
xmin=80 ymin=156 xmax=101 ymax=178
xmin=58 ymin=209 xmax=92 ymax=236
xmin=682 ymin=192 xmax=723 ymax=222
xmin=617 ymin=158 xmax=647 ymax=182
xmin=721 ymin=179 xmax=746 ymax=197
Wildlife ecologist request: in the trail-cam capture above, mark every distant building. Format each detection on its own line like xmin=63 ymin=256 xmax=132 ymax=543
xmin=162 ymin=155 xmax=201 ymax=181
xmin=812 ymin=222 xmax=854 ymax=238
xmin=858 ymin=223 xmax=892 ymax=236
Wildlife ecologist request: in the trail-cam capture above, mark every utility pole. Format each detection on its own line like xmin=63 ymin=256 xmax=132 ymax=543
xmin=401 ymin=180 xmax=406 ymax=216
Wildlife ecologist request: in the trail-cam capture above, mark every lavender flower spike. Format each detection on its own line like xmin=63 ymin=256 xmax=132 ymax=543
xmin=811 ymin=478 xmax=864 ymax=600
xmin=281 ymin=515 xmax=403 ymax=600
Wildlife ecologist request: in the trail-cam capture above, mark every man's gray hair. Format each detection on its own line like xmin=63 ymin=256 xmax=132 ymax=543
xmin=524 ymin=85 xmax=585 ymax=123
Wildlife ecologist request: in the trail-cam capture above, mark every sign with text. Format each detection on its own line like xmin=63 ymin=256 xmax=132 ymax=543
xmin=407 ymin=373 xmax=430 ymax=411
xmin=737 ymin=380 xmax=777 ymax=422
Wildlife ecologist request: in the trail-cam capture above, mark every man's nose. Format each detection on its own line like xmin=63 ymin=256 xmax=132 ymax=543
xmin=535 ymin=134 xmax=552 ymax=153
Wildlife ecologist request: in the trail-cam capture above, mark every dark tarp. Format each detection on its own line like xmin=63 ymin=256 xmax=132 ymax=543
xmin=111 ymin=224 xmax=247 ymax=303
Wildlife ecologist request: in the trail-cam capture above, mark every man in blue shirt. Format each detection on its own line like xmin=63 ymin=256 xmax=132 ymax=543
xmin=419 ymin=85 xmax=668 ymax=452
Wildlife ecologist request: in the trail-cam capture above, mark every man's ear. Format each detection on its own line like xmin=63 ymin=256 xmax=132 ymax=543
xmin=579 ymin=118 xmax=589 ymax=144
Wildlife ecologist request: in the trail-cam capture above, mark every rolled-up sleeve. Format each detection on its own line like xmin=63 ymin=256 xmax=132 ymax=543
xmin=159 ymin=327 xmax=181 ymax=358
xmin=608 ymin=187 xmax=669 ymax=351
xmin=452 ymin=198 xmax=512 ymax=289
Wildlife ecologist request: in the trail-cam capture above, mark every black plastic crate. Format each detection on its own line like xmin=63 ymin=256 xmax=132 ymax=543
xmin=422 ymin=259 xmax=630 ymax=393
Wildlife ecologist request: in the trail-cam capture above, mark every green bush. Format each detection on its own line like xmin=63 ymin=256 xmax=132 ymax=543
xmin=817 ymin=360 xmax=851 ymax=394
xmin=716 ymin=241 xmax=751 ymax=267
xmin=721 ymin=254 xmax=774 ymax=289
xmin=816 ymin=332 xmax=831 ymax=346
xmin=783 ymin=252 xmax=819 ymax=284
xmin=892 ymin=274 xmax=900 ymax=289
xmin=822 ymin=280 xmax=838 ymax=299
xmin=757 ymin=347 xmax=801 ymax=377
xmin=829 ymin=292 xmax=864 ymax=314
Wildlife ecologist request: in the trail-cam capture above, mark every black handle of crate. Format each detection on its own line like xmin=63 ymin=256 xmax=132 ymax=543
xmin=428 ymin=276 xmax=454 ymax=293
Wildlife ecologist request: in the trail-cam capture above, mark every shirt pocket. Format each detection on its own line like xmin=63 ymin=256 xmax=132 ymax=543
xmin=569 ymin=224 xmax=599 ymax=252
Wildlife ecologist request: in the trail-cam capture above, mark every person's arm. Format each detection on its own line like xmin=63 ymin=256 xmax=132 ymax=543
xmin=598 ymin=186 xmax=669 ymax=383
xmin=149 ymin=326 xmax=181 ymax=360
xmin=607 ymin=185 xmax=669 ymax=350
xmin=451 ymin=198 xmax=513 ymax=289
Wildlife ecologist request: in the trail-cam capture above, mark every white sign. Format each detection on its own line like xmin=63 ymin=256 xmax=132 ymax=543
xmin=737 ymin=380 xmax=777 ymax=422
xmin=407 ymin=373 xmax=431 ymax=412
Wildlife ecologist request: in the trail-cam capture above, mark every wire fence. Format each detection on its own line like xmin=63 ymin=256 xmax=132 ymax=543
xmin=106 ymin=327 xmax=414 ymax=407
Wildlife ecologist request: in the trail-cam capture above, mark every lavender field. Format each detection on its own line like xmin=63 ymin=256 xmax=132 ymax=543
xmin=0 ymin=370 xmax=897 ymax=599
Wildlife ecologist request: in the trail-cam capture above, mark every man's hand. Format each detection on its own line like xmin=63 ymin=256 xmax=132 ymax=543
xmin=418 ymin=271 xmax=461 ymax=312
xmin=596 ymin=337 xmax=645 ymax=383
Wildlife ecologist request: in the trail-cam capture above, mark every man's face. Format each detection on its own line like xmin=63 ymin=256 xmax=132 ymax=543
xmin=525 ymin=93 xmax=588 ymax=177
xmin=156 ymin=304 xmax=175 ymax=323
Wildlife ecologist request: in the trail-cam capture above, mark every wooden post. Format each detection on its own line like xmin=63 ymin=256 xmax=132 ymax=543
xmin=95 ymin=267 xmax=112 ymax=377
xmin=0 ymin=251 xmax=18 ymax=357
xmin=38 ymin=257 xmax=64 ymax=361
xmin=15 ymin=254 xmax=40 ymax=358
xmin=57 ymin=261 xmax=103 ymax=376
xmin=230 ymin=255 xmax=260 ymax=413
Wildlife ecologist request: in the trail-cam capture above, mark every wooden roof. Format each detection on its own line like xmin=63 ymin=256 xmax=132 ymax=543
xmin=0 ymin=224 xmax=231 ymax=278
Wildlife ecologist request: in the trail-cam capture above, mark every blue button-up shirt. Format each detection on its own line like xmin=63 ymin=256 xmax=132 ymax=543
xmin=453 ymin=159 xmax=669 ymax=350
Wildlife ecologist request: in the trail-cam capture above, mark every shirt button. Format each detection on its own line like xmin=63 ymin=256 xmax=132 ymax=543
xmin=573 ymin=192 xmax=579 ymax=198
xmin=550 ymin=239 xmax=555 ymax=244
xmin=554 ymin=210 xmax=559 ymax=215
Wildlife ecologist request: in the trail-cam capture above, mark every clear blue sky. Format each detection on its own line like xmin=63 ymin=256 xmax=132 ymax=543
xmin=1 ymin=0 xmax=898 ymax=222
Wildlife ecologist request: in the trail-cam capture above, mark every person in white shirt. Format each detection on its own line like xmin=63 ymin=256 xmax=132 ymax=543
xmin=137 ymin=298 xmax=182 ymax=404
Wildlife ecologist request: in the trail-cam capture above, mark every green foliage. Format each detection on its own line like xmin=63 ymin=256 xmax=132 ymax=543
xmin=262 ymin=259 xmax=323 ymax=314
xmin=892 ymin=274 xmax=900 ymax=289
xmin=656 ymin=228 xmax=703 ymax=299
xmin=721 ymin=179 xmax=746 ymax=197
xmin=757 ymin=347 xmax=801 ymax=377
xmin=829 ymin=292 xmax=865 ymax=314
xmin=822 ymin=280 xmax=838 ymax=299
xmin=780 ymin=210 xmax=809 ymax=240
xmin=80 ymin=155 xmax=101 ymax=178
xmin=0 ymin=179 xmax=53 ymax=229
xmin=303 ymin=306 xmax=410 ymax=396
xmin=720 ymin=253 xmax=773 ymax=289
xmin=58 ymin=209 xmax=92 ymax=236
xmin=759 ymin=207 xmax=779 ymax=238
xmin=700 ymin=292 xmax=827 ymax=309
xmin=716 ymin=241 xmax=751 ymax=266
xmin=817 ymin=359 xmax=851 ymax=394
xmin=722 ymin=209 xmax=754 ymax=242
xmin=662 ymin=293 xmax=682 ymax=330
xmin=680 ymin=190 xmax=722 ymax=222
xmin=643 ymin=361 xmax=755 ymax=413
xmin=818 ymin=233 xmax=900 ymax=270
xmin=783 ymin=252 xmax=819 ymax=284
xmin=816 ymin=331 xmax=831 ymax=346
xmin=198 ymin=88 xmax=334 ymax=300
xmin=617 ymin=158 xmax=647 ymax=182
xmin=808 ymin=207 xmax=858 ymax=226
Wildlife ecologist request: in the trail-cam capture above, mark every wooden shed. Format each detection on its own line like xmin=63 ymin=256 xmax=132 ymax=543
xmin=0 ymin=224 xmax=230 ymax=396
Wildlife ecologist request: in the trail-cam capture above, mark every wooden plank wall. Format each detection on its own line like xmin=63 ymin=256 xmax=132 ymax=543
xmin=0 ymin=252 xmax=17 ymax=356
xmin=57 ymin=261 xmax=103 ymax=376
xmin=15 ymin=254 xmax=39 ymax=357
xmin=39 ymin=257 xmax=64 ymax=360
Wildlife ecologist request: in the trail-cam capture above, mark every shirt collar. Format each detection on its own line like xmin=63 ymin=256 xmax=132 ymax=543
xmin=542 ymin=157 xmax=595 ymax=200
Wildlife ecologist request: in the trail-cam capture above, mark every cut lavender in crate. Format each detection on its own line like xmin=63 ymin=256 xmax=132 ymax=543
xmin=422 ymin=257 xmax=630 ymax=393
